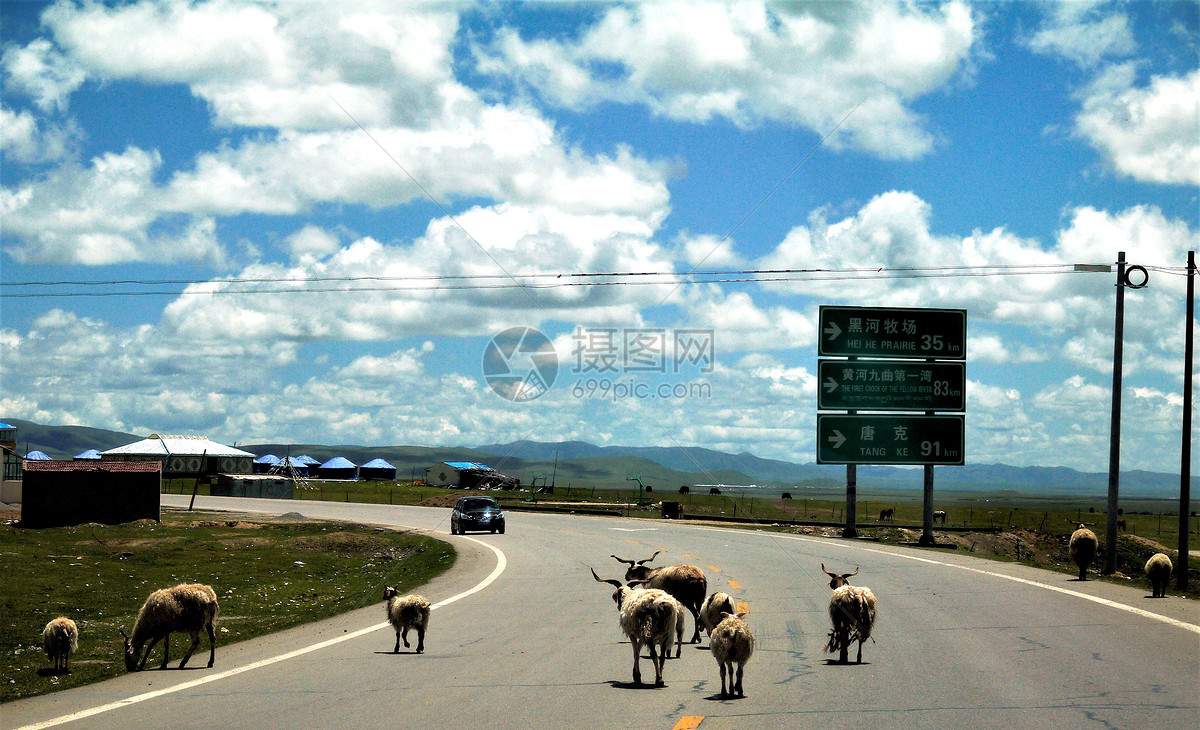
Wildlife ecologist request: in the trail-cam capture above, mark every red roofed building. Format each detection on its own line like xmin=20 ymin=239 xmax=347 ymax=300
xmin=21 ymin=459 xmax=161 ymax=528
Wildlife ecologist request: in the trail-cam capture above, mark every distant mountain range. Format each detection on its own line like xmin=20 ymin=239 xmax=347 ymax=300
xmin=4 ymin=418 xmax=1193 ymax=499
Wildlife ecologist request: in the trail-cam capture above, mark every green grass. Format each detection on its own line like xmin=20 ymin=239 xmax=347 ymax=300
xmin=0 ymin=509 xmax=454 ymax=703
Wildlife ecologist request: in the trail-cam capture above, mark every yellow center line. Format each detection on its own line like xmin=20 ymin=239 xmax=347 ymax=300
xmin=706 ymin=565 xmax=721 ymax=572
xmin=727 ymin=579 xmax=741 ymax=590
xmin=736 ymin=601 xmax=749 ymax=614
xmin=672 ymin=716 xmax=705 ymax=730
xmin=683 ymin=554 xmax=699 ymax=559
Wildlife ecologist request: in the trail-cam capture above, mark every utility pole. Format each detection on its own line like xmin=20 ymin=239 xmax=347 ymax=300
xmin=1104 ymin=252 xmax=1127 ymax=575
xmin=1179 ymin=250 xmax=1195 ymax=590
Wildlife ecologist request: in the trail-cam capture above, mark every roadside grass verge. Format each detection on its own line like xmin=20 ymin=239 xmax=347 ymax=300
xmin=0 ymin=508 xmax=454 ymax=704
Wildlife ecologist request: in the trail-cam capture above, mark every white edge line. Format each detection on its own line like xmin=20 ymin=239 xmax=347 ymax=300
xmin=700 ymin=524 xmax=1200 ymax=636
xmin=15 ymin=534 xmax=506 ymax=730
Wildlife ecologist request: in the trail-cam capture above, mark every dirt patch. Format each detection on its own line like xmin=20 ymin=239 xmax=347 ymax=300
xmin=289 ymin=531 xmax=380 ymax=554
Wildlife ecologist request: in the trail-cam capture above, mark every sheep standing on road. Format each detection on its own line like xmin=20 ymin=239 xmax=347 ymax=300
xmin=618 ymin=588 xmax=681 ymax=686
xmin=825 ymin=584 xmax=877 ymax=664
xmin=593 ymin=569 xmax=684 ymax=657
xmin=611 ymin=552 xmax=708 ymax=644
xmin=1069 ymin=525 xmax=1098 ymax=581
xmin=700 ymin=592 xmax=736 ymax=638
xmin=710 ymin=611 xmax=754 ymax=698
xmin=383 ymin=588 xmax=431 ymax=654
xmin=42 ymin=616 xmax=78 ymax=672
xmin=121 ymin=584 xmax=218 ymax=671
xmin=1145 ymin=553 xmax=1173 ymax=598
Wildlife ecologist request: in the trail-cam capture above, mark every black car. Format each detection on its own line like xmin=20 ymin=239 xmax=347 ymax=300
xmin=450 ymin=496 xmax=505 ymax=534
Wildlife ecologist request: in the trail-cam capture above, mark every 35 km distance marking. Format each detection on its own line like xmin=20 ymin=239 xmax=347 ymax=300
xmin=819 ymin=305 xmax=966 ymax=359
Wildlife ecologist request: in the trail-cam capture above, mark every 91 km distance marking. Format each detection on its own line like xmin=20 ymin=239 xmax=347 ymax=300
xmin=817 ymin=414 xmax=965 ymax=466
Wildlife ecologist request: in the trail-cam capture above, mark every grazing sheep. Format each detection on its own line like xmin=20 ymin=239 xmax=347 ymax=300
xmin=1069 ymin=525 xmax=1098 ymax=581
xmin=824 ymin=585 xmax=877 ymax=664
xmin=820 ymin=563 xmax=858 ymax=589
xmin=933 ymin=510 xmax=947 ymax=525
xmin=700 ymin=592 xmax=736 ymax=638
xmin=1145 ymin=553 xmax=1173 ymax=598
xmin=879 ymin=508 xmax=894 ymax=522
xmin=781 ymin=492 xmax=792 ymax=500
xmin=383 ymin=587 xmax=431 ymax=654
xmin=611 ymin=552 xmax=708 ymax=644
xmin=710 ymin=610 xmax=754 ymax=698
xmin=121 ymin=584 xmax=218 ymax=671
xmin=42 ymin=617 xmax=78 ymax=673
xmin=592 ymin=569 xmax=684 ymax=657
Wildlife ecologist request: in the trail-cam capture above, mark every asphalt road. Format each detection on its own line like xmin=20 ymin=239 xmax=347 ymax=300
xmin=5 ymin=496 xmax=1198 ymax=730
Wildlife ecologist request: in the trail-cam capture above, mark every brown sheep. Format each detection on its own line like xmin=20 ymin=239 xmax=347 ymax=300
xmin=611 ymin=552 xmax=707 ymax=644
xmin=42 ymin=617 xmax=78 ymax=673
xmin=1069 ymin=525 xmax=1098 ymax=581
xmin=122 ymin=584 xmax=218 ymax=671
xmin=1145 ymin=553 xmax=1173 ymax=598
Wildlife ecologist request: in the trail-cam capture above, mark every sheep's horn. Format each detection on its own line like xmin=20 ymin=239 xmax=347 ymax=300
xmin=627 ymin=579 xmax=649 ymax=588
xmin=610 ymin=554 xmax=636 ymax=566
xmin=591 ymin=568 xmax=622 ymax=588
xmin=636 ymin=550 xmax=663 ymax=566
xmin=821 ymin=563 xmax=836 ymax=577
xmin=842 ymin=567 xmax=859 ymax=579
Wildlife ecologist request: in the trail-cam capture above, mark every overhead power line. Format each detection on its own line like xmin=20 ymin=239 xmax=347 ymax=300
xmin=2 ymin=263 xmax=1193 ymax=300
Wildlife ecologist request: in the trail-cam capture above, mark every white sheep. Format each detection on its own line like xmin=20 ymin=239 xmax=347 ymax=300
xmin=824 ymin=585 xmax=877 ymax=664
xmin=1145 ymin=553 xmax=1173 ymax=598
xmin=42 ymin=616 xmax=78 ymax=673
xmin=710 ymin=610 xmax=754 ymax=698
xmin=619 ymin=588 xmax=682 ymax=686
xmin=611 ymin=552 xmax=707 ymax=644
xmin=592 ymin=569 xmax=684 ymax=658
xmin=383 ymin=587 xmax=431 ymax=654
xmin=121 ymin=584 xmax=218 ymax=671
xmin=700 ymin=591 xmax=736 ymax=638
xmin=1069 ymin=525 xmax=1098 ymax=581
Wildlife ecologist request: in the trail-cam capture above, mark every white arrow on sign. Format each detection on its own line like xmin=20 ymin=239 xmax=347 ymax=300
xmin=822 ymin=322 xmax=842 ymax=340
xmin=828 ymin=429 xmax=847 ymax=448
xmin=823 ymin=377 xmax=839 ymax=393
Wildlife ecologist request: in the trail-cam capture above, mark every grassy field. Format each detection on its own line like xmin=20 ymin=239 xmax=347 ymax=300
xmin=166 ymin=477 xmax=1199 ymax=596
xmin=0 ymin=508 xmax=454 ymax=703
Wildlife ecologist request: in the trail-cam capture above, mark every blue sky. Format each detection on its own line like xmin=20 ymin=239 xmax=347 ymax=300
xmin=1 ymin=1 xmax=1197 ymax=474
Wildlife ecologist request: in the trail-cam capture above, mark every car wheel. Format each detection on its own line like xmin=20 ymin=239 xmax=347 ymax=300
xmin=498 ymin=523 xmax=505 ymax=534
xmin=450 ymin=522 xmax=457 ymax=535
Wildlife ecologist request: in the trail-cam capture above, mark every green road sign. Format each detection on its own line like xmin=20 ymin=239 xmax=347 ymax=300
xmin=818 ymin=359 xmax=965 ymax=412
xmin=818 ymin=306 xmax=966 ymax=359
xmin=817 ymin=414 xmax=965 ymax=465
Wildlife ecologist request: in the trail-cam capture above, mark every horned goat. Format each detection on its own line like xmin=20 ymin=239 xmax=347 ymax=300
xmin=121 ymin=584 xmax=218 ymax=671
xmin=824 ymin=584 xmax=876 ymax=664
xmin=383 ymin=587 xmax=431 ymax=653
xmin=700 ymin=591 xmax=736 ymax=638
xmin=1145 ymin=553 xmax=1173 ymax=598
xmin=821 ymin=563 xmax=858 ymax=589
xmin=593 ymin=569 xmax=684 ymax=657
xmin=710 ymin=610 xmax=754 ymax=698
xmin=611 ymin=551 xmax=707 ymax=644
xmin=42 ymin=616 xmax=78 ymax=672
xmin=1069 ymin=525 xmax=1098 ymax=581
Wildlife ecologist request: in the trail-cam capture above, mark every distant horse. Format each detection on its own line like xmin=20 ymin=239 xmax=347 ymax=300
xmin=879 ymin=508 xmax=894 ymax=522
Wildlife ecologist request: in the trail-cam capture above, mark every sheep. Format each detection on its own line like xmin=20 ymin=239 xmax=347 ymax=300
xmin=933 ymin=510 xmax=947 ymax=525
xmin=1069 ymin=525 xmax=1098 ymax=581
xmin=592 ymin=569 xmax=684 ymax=657
xmin=824 ymin=584 xmax=877 ymax=664
xmin=42 ymin=617 xmax=78 ymax=673
xmin=383 ymin=587 xmax=431 ymax=654
xmin=710 ymin=610 xmax=754 ymax=698
xmin=700 ymin=591 xmax=736 ymax=638
xmin=121 ymin=584 xmax=218 ymax=671
xmin=878 ymin=508 xmax=894 ymax=522
xmin=1145 ymin=553 xmax=1173 ymax=598
xmin=611 ymin=552 xmax=708 ymax=644
xmin=821 ymin=563 xmax=858 ymax=589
